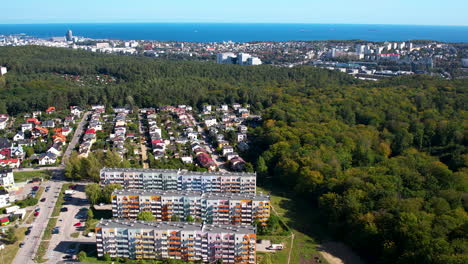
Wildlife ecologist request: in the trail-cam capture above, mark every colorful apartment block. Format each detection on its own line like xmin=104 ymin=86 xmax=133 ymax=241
xmin=101 ymin=168 xmax=256 ymax=194
xmin=112 ymin=190 xmax=270 ymax=225
xmin=96 ymin=220 xmax=256 ymax=264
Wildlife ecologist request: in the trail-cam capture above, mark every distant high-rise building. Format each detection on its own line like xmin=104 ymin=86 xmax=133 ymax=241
xmin=66 ymin=30 xmax=73 ymax=41
xmin=462 ymin=58 xmax=468 ymax=67
xmin=216 ymin=52 xmax=262 ymax=65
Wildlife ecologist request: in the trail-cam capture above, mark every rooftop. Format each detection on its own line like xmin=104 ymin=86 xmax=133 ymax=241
xmin=101 ymin=167 xmax=256 ymax=177
xmin=113 ymin=189 xmax=269 ymax=201
xmin=97 ymin=219 xmax=256 ymax=234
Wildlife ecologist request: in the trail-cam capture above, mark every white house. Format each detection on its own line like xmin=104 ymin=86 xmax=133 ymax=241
xmin=181 ymin=156 xmax=193 ymax=164
xmin=237 ymin=133 xmax=247 ymax=142
xmin=13 ymin=131 xmax=25 ymax=141
xmin=38 ymin=152 xmax=57 ymax=165
xmin=0 ymin=169 xmax=15 ymax=190
xmin=226 ymin=152 xmax=239 ymax=161
xmin=204 ymin=117 xmax=217 ymax=127
xmin=222 ymin=145 xmax=234 ymax=156
xmin=21 ymin=123 xmax=33 ymax=132
xmin=0 ymin=189 xmax=11 ymax=207
xmin=70 ymin=106 xmax=83 ymax=117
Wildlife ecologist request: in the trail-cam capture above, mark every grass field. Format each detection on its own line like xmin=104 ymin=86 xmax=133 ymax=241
xmin=13 ymin=170 xmax=51 ymax=183
xmin=258 ymin=186 xmax=329 ymax=264
xmin=0 ymin=227 xmax=27 ymax=264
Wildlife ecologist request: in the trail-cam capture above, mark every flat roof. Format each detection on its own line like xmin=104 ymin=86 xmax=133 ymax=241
xmin=97 ymin=219 xmax=255 ymax=234
xmin=101 ymin=167 xmax=256 ymax=177
xmin=113 ymin=189 xmax=269 ymax=201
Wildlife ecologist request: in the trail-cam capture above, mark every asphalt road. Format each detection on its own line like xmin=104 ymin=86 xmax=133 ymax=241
xmin=61 ymin=111 xmax=91 ymax=165
xmin=12 ymin=112 xmax=91 ymax=264
xmin=13 ymin=174 xmax=64 ymax=264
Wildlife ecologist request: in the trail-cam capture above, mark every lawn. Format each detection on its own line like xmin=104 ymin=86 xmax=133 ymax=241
xmin=258 ymin=186 xmax=330 ymax=264
xmin=34 ymin=240 xmax=50 ymax=263
xmin=42 ymin=217 xmax=58 ymax=240
xmin=1 ymin=227 xmax=27 ymax=264
xmin=51 ymin=183 xmax=72 ymax=217
xmin=13 ymin=170 xmax=51 ymax=183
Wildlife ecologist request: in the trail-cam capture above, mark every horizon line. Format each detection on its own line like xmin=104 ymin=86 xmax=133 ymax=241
xmin=0 ymin=21 xmax=467 ymax=27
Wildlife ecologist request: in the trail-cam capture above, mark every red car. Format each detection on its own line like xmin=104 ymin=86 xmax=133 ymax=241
xmin=32 ymin=186 xmax=39 ymax=190
xmin=73 ymin=222 xmax=81 ymax=227
xmin=34 ymin=211 xmax=39 ymax=217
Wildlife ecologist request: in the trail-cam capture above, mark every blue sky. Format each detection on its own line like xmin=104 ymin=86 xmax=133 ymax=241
xmin=1 ymin=0 xmax=467 ymax=26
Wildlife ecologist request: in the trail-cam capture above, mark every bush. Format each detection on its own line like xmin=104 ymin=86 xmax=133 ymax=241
xmin=15 ymin=197 xmax=38 ymax=208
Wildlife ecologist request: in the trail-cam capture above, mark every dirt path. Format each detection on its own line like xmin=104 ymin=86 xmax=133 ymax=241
xmin=287 ymin=232 xmax=295 ymax=264
xmin=317 ymin=242 xmax=365 ymax=264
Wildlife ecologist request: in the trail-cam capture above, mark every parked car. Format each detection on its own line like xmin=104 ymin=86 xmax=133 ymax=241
xmin=40 ymin=198 xmax=46 ymax=202
xmin=19 ymin=242 xmax=25 ymax=248
xmin=74 ymin=222 xmax=81 ymax=227
xmin=34 ymin=211 xmax=39 ymax=217
xmin=35 ymin=207 xmax=41 ymax=212
xmin=60 ymin=207 xmax=68 ymax=212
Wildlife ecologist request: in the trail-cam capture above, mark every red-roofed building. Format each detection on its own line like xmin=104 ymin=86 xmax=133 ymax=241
xmin=0 ymin=158 xmax=20 ymax=168
xmin=32 ymin=126 xmax=49 ymax=138
xmin=26 ymin=118 xmax=41 ymax=125
xmin=196 ymin=153 xmax=216 ymax=170
xmin=0 ymin=217 xmax=9 ymax=226
xmin=85 ymin=129 xmax=96 ymax=134
xmin=45 ymin=106 xmax=56 ymax=114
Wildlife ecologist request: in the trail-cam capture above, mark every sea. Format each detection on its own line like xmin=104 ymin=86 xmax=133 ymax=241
xmin=1 ymin=23 xmax=468 ymax=43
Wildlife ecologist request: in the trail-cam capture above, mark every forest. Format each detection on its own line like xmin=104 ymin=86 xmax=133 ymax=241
xmin=0 ymin=46 xmax=467 ymax=264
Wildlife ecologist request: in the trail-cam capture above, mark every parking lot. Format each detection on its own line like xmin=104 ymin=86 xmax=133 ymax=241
xmin=44 ymin=183 xmax=95 ymax=263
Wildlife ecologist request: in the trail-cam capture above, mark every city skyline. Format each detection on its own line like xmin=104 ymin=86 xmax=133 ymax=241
xmin=1 ymin=0 xmax=467 ymax=26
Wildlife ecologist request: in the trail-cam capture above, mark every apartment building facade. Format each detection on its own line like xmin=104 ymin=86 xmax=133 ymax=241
xmin=96 ymin=220 xmax=256 ymax=264
xmin=112 ymin=190 xmax=270 ymax=225
xmin=101 ymin=168 xmax=256 ymax=194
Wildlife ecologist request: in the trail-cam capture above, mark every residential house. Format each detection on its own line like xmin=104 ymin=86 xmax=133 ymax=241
xmin=238 ymin=133 xmax=247 ymax=142
xmin=222 ymin=145 xmax=234 ymax=156
xmin=226 ymin=152 xmax=239 ymax=161
xmin=204 ymin=116 xmax=217 ymax=127
xmin=26 ymin=118 xmax=41 ymax=125
xmin=42 ymin=120 xmax=55 ymax=128
xmin=231 ymin=157 xmax=246 ymax=171
xmin=13 ymin=131 xmax=25 ymax=142
xmin=0 ymin=189 xmax=11 ymax=207
xmin=45 ymin=106 xmax=56 ymax=114
xmin=0 ymin=114 xmax=9 ymax=130
xmin=0 ymin=159 xmax=20 ymax=169
xmin=70 ymin=106 xmax=83 ymax=117
xmin=38 ymin=152 xmax=57 ymax=165
xmin=21 ymin=123 xmax=33 ymax=132
xmin=0 ymin=169 xmax=15 ymax=190
xmin=0 ymin=138 xmax=12 ymax=149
